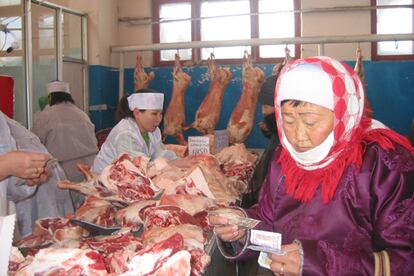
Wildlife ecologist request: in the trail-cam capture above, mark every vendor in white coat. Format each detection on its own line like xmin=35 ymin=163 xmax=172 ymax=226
xmin=32 ymin=81 xmax=98 ymax=208
xmin=92 ymin=90 xmax=177 ymax=173
xmin=0 ymin=111 xmax=74 ymax=236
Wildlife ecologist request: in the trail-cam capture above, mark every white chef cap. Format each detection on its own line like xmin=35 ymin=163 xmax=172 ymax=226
xmin=47 ymin=81 xmax=70 ymax=95
xmin=277 ymin=64 xmax=334 ymax=111
xmin=127 ymin=92 xmax=164 ymax=110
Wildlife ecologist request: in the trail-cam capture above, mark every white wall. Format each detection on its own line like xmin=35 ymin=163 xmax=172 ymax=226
xmin=301 ymin=0 xmax=371 ymax=59
xmin=117 ymin=0 xmax=152 ymax=68
xmin=49 ymin=0 xmax=119 ymax=67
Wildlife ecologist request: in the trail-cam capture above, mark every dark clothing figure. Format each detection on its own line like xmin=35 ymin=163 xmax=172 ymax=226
xmin=409 ymin=118 xmax=414 ymax=146
xmin=242 ymin=74 xmax=280 ymax=208
xmin=242 ymin=131 xmax=278 ymax=208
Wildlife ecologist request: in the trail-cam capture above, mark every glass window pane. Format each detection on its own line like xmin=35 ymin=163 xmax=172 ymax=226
xmin=0 ymin=0 xmax=20 ymax=7
xmin=258 ymin=0 xmax=296 ymax=58
xmin=0 ymin=17 xmax=22 ymax=51
xmin=159 ymin=3 xmax=192 ymax=61
xmin=62 ymin=12 xmax=82 ymax=59
xmin=376 ymin=0 xmax=413 ymax=55
xmin=202 ymin=46 xmax=251 ymax=60
xmin=32 ymin=4 xmax=57 ymax=117
xmin=200 ymin=0 xmax=251 ymax=59
xmin=36 ymin=14 xmax=55 ymax=49
xmin=0 ymin=8 xmax=26 ymax=125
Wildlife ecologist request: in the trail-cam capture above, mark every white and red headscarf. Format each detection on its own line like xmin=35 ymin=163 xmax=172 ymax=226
xmin=274 ymin=56 xmax=413 ymax=203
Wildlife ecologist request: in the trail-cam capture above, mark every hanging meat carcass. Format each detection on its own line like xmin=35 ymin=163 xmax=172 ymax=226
xmin=354 ymin=47 xmax=365 ymax=82
xmin=134 ymin=55 xmax=155 ymax=92
xmin=163 ymin=54 xmax=192 ymax=145
xmin=189 ymin=53 xmax=232 ymax=134
xmin=227 ymin=51 xmax=265 ymax=143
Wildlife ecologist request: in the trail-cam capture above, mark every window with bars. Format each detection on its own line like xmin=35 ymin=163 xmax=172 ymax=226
xmin=152 ymin=0 xmax=300 ymax=65
xmin=371 ymin=0 xmax=414 ymax=60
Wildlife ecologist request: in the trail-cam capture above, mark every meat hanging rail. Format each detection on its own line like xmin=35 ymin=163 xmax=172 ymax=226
xmin=111 ymin=32 xmax=414 ymax=99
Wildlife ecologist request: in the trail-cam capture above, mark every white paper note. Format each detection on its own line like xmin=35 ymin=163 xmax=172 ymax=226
xmin=188 ymin=136 xmax=210 ymax=155
xmin=0 ymin=214 xmax=16 ymax=276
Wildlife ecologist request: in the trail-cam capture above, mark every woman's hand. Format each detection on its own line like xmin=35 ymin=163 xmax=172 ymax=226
xmin=269 ymin=243 xmax=301 ymax=276
xmin=0 ymin=151 xmax=50 ymax=182
xmin=25 ymin=169 xmax=51 ymax=186
xmin=208 ymin=208 xmax=247 ymax=243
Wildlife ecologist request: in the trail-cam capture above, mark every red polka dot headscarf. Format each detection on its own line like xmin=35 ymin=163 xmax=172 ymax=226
xmin=274 ymin=56 xmax=413 ymax=203
xmin=274 ymin=56 xmax=365 ymax=169
xmin=273 ymin=56 xmax=368 ymax=203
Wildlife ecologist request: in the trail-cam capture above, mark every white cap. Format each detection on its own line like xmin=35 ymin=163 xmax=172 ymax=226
xmin=277 ymin=64 xmax=334 ymax=110
xmin=47 ymin=81 xmax=70 ymax=95
xmin=127 ymin=92 xmax=164 ymax=110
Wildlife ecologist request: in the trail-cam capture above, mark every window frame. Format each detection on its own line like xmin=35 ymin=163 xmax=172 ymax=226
xmin=371 ymin=0 xmax=414 ymax=60
xmin=152 ymin=0 xmax=300 ymax=66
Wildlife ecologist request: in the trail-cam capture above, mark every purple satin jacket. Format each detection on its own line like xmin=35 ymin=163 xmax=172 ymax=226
xmin=229 ymin=143 xmax=414 ymax=275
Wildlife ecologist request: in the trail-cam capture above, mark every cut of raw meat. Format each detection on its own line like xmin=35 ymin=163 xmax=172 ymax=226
xmin=13 ymin=247 xmax=108 ymax=276
xmin=74 ymin=196 xmax=119 ymax=227
xmin=58 ymin=153 xmax=162 ymax=204
xmin=120 ymin=233 xmax=191 ymax=276
xmin=159 ymin=194 xmax=216 ymax=216
xmin=142 ymin=224 xmax=206 ymax=250
xmin=83 ymin=232 xmax=143 ymax=256
xmin=143 ymin=206 xmax=202 ymax=231
xmin=15 ymin=217 xmax=86 ymax=249
xmin=115 ymin=200 xmax=157 ymax=229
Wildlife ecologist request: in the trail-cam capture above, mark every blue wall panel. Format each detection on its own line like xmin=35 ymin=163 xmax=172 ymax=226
xmin=88 ymin=65 xmax=119 ymax=131
xmin=88 ymin=60 xmax=414 ymax=148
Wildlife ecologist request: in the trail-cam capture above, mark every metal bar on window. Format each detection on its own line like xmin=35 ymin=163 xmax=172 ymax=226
xmin=111 ymin=33 xmax=414 ymax=53
xmin=57 ymin=7 xmax=63 ymax=80
xmin=24 ymin=0 xmax=33 ymax=128
xmin=119 ymin=4 xmax=414 ymax=26
xmin=31 ymin=0 xmax=86 ymax=16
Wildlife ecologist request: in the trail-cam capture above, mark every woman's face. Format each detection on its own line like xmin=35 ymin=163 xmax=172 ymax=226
xmin=281 ymin=101 xmax=334 ymax=152
xmin=134 ymin=109 xmax=163 ymax=133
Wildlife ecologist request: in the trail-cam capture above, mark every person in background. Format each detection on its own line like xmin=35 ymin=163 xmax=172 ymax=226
xmin=32 ymin=81 xmax=98 ymax=208
xmin=92 ymin=89 xmax=177 ymax=173
xmin=0 ymin=111 xmax=73 ymax=236
xmin=242 ymin=74 xmax=280 ymax=209
xmin=210 ymin=56 xmax=414 ymax=275
xmin=33 ymin=95 xmax=49 ymax=123
xmin=38 ymin=96 xmax=49 ymax=111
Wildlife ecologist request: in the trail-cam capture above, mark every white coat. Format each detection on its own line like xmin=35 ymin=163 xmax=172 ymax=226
xmin=0 ymin=112 xmax=74 ymax=236
xmin=92 ymin=118 xmax=176 ymax=173
xmin=32 ymin=102 xmax=98 ymax=208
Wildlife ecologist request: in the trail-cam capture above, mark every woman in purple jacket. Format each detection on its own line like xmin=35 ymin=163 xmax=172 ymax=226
xmin=210 ymin=56 xmax=414 ymax=275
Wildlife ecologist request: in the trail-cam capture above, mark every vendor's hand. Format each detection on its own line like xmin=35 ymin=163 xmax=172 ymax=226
xmin=4 ymin=151 xmax=50 ymax=180
xmin=209 ymin=209 xmax=247 ymax=243
xmin=269 ymin=243 xmax=301 ymax=276
xmin=26 ymin=169 xmax=50 ymax=186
